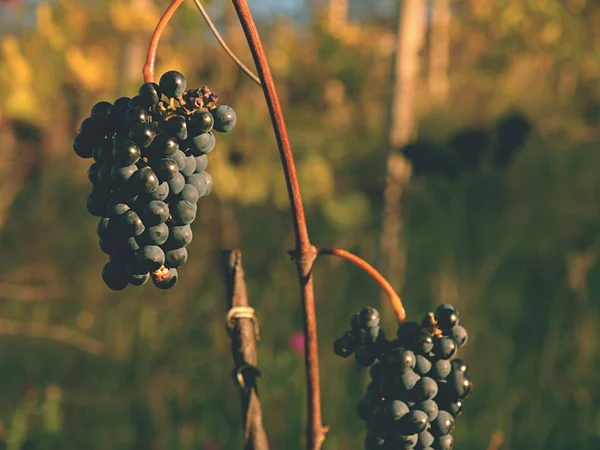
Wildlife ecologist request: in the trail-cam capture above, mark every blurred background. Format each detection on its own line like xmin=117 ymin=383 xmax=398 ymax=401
xmin=1 ymin=0 xmax=600 ymax=449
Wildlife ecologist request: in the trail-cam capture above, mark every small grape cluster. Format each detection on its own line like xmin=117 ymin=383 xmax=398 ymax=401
xmin=334 ymin=304 xmax=472 ymax=449
xmin=73 ymin=70 xmax=236 ymax=290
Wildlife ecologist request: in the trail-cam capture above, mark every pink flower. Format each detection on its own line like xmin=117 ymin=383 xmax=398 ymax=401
xmin=289 ymin=331 xmax=305 ymax=354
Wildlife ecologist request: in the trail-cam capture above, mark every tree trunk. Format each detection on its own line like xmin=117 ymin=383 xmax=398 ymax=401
xmin=428 ymin=0 xmax=450 ymax=103
xmin=379 ymin=0 xmax=426 ymax=306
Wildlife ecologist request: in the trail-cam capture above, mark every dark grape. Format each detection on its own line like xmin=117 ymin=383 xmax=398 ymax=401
xmin=102 ymin=261 xmax=129 ymax=290
xmin=121 ymin=210 xmax=145 ymax=236
xmin=387 ymin=400 xmax=410 ymax=421
xmin=450 ymin=359 xmax=468 ymax=375
xmin=167 ymin=172 xmax=186 ymax=195
xmin=111 ymin=96 xmax=131 ymax=123
xmin=399 ymin=410 xmax=429 ymax=435
xmin=152 ymin=267 xmax=178 ymax=289
xmin=415 ymin=400 xmax=439 ymax=422
xmin=358 ymin=307 xmax=380 ymax=329
xmin=415 ymin=355 xmax=432 ymax=376
xmin=356 ymin=396 xmax=375 ymax=421
xmin=165 ymin=115 xmax=188 ymax=141
xmin=159 ymin=70 xmax=187 ymax=98
xmin=186 ymin=172 xmax=211 ymax=197
xmin=430 ymin=411 xmax=454 ymax=437
xmin=128 ymin=271 xmax=150 ymax=286
xmin=369 ymin=362 xmax=382 ymax=380
xmin=146 ymin=181 xmax=169 ymax=201
xmin=397 ymin=321 xmax=421 ymax=345
xmin=86 ymin=188 xmax=110 ymax=217
xmin=165 ymin=247 xmax=188 ymax=268
xmin=445 ymin=325 xmax=467 ymax=348
xmin=435 ymin=304 xmax=459 ymax=329
xmin=398 ymin=370 xmax=420 ymax=391
xmin=93 ymin=140 xmax=113 ymax=164
xmin=447 ymin=370 xmax=472 ymax=399
xmin=137 ymin=245 xmax=165 ymax=272
xmin=439 ymin=399 xmax=463 ymax=417
xmin=430 ymin=360 xmax=451 ymax=380
xmin=173 ymin=149 xmax=187 ymax=170
xmin=128 ymin=122 xmax=156 ymax=148
xmin=142 ymin=223 xmax=169 ymax=246
xmin=432 ymin=434 xmax=453 ymax=450
xmin=111 ymin=164 xmax=138 ymax=186
xmin=333 ymin=331 xmax=359 ymax=358
xmin=133 ymin=167 xmax=159 ymax=194
xmin=166 ymin=224 xmax=193 ymax=248
xmin=143 ymin=200 xmax=169 ymax=226
xmin=189 ymin=110 xmax=214 ymax=135
xmin=138 ymin=82 xmax=161 ymax=107
xmin=355 ymin=346 xmax=377 ymax=367
xmin=389 ymin=348 xmax=416 ymax=373
xmin=417 ymin=430 xmax=435 ymax=449
xmin=97 ymin=165 xmax=113 ymax=189
xmin=413 ymin=329 xmax=434 ymax=354
xmin=194 ymin=154 xmax=208 ymax=172
xmin=180 ymin=184 xmax=200 ymax=203
xmin=97 ymin=217 xmax=111 ymax=239
xmin=88 ymin=162 xmax=101 ymax=184
xmin=125 ymin=106 xmax=150 ymax=126
xmin=79 ymin=117 xmax=102 ymax=138
xmin=149 ymin=134 xmax=179 ymax=159
xmin=211 ymin=105 xmax=237 ymax=132
xmin=389 ymin=432 xmax=418 ymax=449
xmin=106 ymin=196 xmax=130 ymax=217
xmin=188 ymin=131 xmax=215 ymax=156
xmin=433 ymin=337 xmax=457 ymax=360
xmin=73 ymin=133 xmax=94 ymax=159
xmin=181 ymin=156 xmax=197 ymax=177
xmin=156 ymin=158 xmax=179 ymax=181
xmin=90 ymin=101 xmax=113 ymax=121
xmin=415 ymin=377 xmax=438 ymax=400
xmin=113 ymin=138 xmax=141 ymax=166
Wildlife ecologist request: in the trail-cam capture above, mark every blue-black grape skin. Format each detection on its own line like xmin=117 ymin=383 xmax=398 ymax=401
xmin=415 ymin=355 xmax=432 ymax=376
xmin=358 ymin=307 xmax=380 ymax=329
xmin=397 ymin=321 xmax=421 ymax=345
xmin=111 ymin=164 xmax=138 ymax=186
xmin=181 ymin=156 xmax=197 ymax=177
xmin=189 ymin=110 xmax=214 ymax=135
xmin=446 ymin=325 xmax=468 ymax=348
xmin=415 ymin=377 xmax=438 ymax=400
xmin=188 ymin=131 xmax=215 ymax=156
xmin=73 ymin=133 xmax=94 ymax=159
xmin=356 ymin=396 xmax=375 ymax=421
xmin=194 ymin=155 xmax=208 ymax=172
xmin=433 ymin=337 xmax=458 ymax=360
xmin=450 ymin=359 xmax=468 ymax=375
xmin=430 ymin=359 xmax=451 ymax=380
xmin=143 ymin=200 xmax=170 ymax=226
xmin=400 ymin=410 xmax=429 ymax=435
xmin=447 ymin=370 xmax=472 ymax=399
xmin=211 ymin=105 xmax=237 ymax=132
xmin=134 ymin=167 xmax=159 ymax=194
xmin=333 ymin=331 xmax=359 ymax=358
xmin=97 ymin=217 xmax=111 ymax=239
xmin=111 ymin=97 xmax=131 ymax=124
xmin=415 ymin=399 xmax=439 ymax=423
xmin=90 ymin=101 xmax=113 ymax=121
xmin=389 ymin=348 xmax=416 ymax=373
xmin=430 ymin=411 xmax=455 ymax=437
xmin=167 ymin=172 xmax=186 ymax=195
xmin=179 ymin=184 xmax=200 ymax=204
xmin=142 ymin=223 xmax=169 ymax=246
xmin=417 ymin=430 xmax=435 ymax=448
xmin=137 ymin=245 xmax=165 ymax=272
xmin=354 ymin=346 xmax=376 ymax=367
xmin=146 ymin=182 xmax=169 ymax=201
xmin=124 ymin=106 xmax=150 ymax=126
xmin=173 ymin=150 xmax=187 ymax=170
xmin=102 ymin=261 xmax=129 ymax=290
xmin=432 ymin=434 xmax=453 ymax=450
xmin=388 ymin=400 xmax=410 ymax=421
xmin=138 ymin=82 xmax=161 ymax=107
xmin=128 ymin=271 xmax=150 ymax=286
xmin=86 ymin=190 xmax=110 ymax=217
xmin=113 ymin=138 xmax=141 ymax=166
xmin=434 ymin=304 xmax=459 ymax=329
xmin=166 ymin=224 xmax=193 ymax=248
xmin=149 ymin=134 xmax=179 ymax=159
xmin=164 ymin=247 xmax=188 ymax=268
xmin=106 ymin=198 xmax=130 ymax=217
xmin=152 ymin=268 xmax=178 ymax=289
xmin=165 ymin=115 xmax=188 ymax=141
xmin=159 ymin=71 xmax=187 ymax=98
xmin=156 ymin=158 xmax=179 ymax=181
xmin=87 ymin=162 xmax=101 ymax=184
xmin=121 ymin=210 xmax=145 ymax=236
xmin=128 ymin=122 xmax=156 ymax=148
xmin=186 ymin=172 xmax=211 ymax=197
xmin=398 ymin=370 xmax=421 ymax=391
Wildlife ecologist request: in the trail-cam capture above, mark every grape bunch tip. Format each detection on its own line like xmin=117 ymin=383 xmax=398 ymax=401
xmin=334 ymin=303 xmax=471 ymax=450
xmin=74 ymin=70 xmax=237 ymax=291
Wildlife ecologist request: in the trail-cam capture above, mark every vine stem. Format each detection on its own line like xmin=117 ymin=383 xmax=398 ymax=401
xmin=192 ymin=0 xmax=262 ymax=86
xmin=143 ymin=0 xmax=184 ymax=83
xmin=229 ymin=1 xmax=328 ymax=449
xmin=316 ymin=248 xmax=406 ymax=323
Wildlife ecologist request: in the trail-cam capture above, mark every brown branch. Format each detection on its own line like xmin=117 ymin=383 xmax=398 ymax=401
xmin=229 ymin=2 xmax=328 ymax=449
xmin=222 ymin=250 xmax=269 ymax=450
xmin=316 ymin=248 xmax=406 ymax=323
xmin=192 ymin=0 xmax=261 ymax=86
xmin=143 ymin=0 xmax=184 ymax=83
xmin=0 ymin=318 xmax=104 ymax=355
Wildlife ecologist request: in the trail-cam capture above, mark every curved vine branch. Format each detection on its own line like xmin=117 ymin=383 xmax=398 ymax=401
xmin=228 ymin=1 xmax=327 ymax=449
xmin=143 ymin=0 xmax=184 ymax=83
xmin=192 ymin=0 xmax=262 ymax=86
xmin=316 ymin=247 xmax=406 ymax=323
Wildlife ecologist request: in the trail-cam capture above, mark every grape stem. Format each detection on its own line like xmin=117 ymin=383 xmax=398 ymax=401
xmin=143 ymin=0 xmax=184 ymax=83
xmin=316 ymin=247 xmax=406 ymax=323
xmin=192 ymin=0 xmax=262 ymax=86
xmin=229 ymin=1 xmax=328 ymax=449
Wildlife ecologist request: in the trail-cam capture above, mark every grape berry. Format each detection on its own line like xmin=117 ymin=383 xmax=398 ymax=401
xmin=73 ymin=71 xmax=236 ymax=290
xmin=334 ymin=303 xmax=472 ymax=449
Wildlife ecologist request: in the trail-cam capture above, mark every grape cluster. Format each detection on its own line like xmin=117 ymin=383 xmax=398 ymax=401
xmin=72 ymin=71 xmax=236 ymax=290
xmin=334 ymin=304 xmax=472 ymax=449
